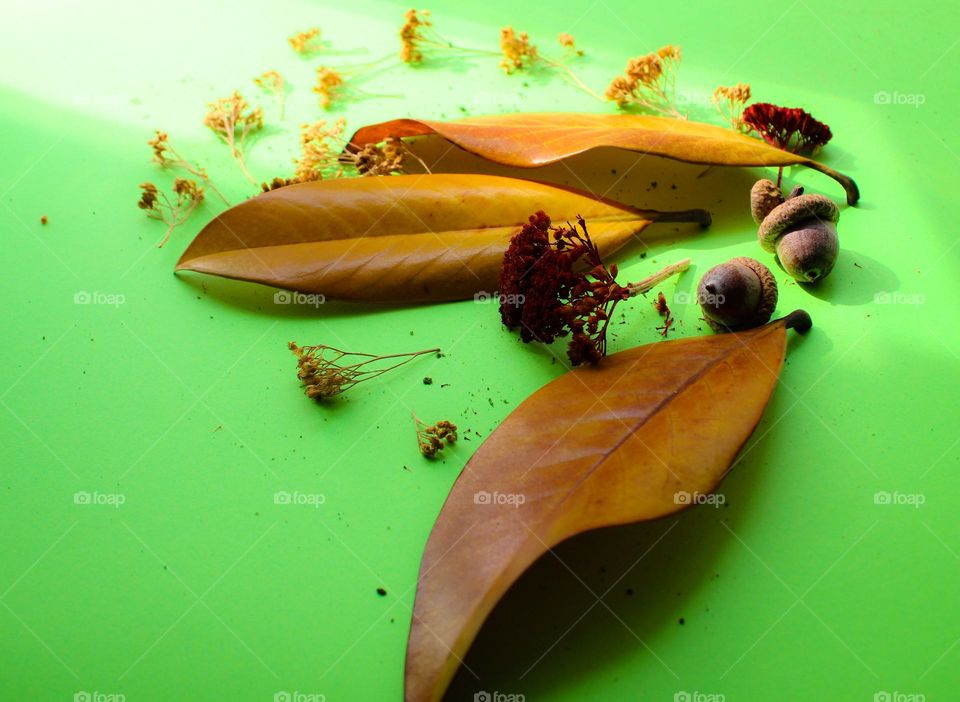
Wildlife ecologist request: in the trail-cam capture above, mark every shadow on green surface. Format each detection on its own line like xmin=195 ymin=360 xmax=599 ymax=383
xmin=444 ymin=478 xmax=762 ymax=699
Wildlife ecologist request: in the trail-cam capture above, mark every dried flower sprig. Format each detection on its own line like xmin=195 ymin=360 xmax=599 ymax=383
xmin=137 ymin=179 xmax=205 ymax=248
xmin=312 ymin=63 xmax=398 ymax=110
xmin=203 ymin=92 xmax=263 ymax=185
xmin=289 ymin=27 xmax=324 ymax=55
xmin=399 ymin=9 xmax=458 ymax=64
xmin=605 ymin=45 xmax=683 ymax=117
xmin=262 ymin=122 xmax=429 ymax=191
xmin=499 ymin=211 xmax=690 ymax=366
xmin=288 ymin=342 xmax=440 ymax=401
xmin=653 ymin=291 xmax=675 ymax=337
xmin=254 ymin=70 xmax=286 ymax=120
xmin=498 ymin=26 xmax=538 ymax=73
xmin=414 ymin=414 xmax=458 ymax=458
xmin=396 ymin=11 xmax=599 ymax=99
xmin=742 ymin=102 xmax=833 ymax=154
xmin=712 ymin=83 xmax=752 ymax=131
xmin=147 ymin=130 xmax=228 ymax=205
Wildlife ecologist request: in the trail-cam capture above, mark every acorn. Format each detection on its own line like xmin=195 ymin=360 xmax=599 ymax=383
xmin=750 ymin=179 xmax=784 ymax=224
xmin=697 ymin=257 xmax=778 ymax=333
xmin=755 ymin=181 xmax=840 ymax=283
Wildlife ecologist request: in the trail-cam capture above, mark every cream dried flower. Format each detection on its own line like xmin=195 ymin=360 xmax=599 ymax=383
xmin=203 ymin=92 xmax=263 ymax=184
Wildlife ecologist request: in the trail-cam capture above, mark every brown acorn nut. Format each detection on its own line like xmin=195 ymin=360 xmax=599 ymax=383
xmin=697 ymin=257 xmax=778 ymax=333
xmin=750 ymin=179 xmax=784 ymax=225
xmin=757 ymin=187 xmax=840 ymax=283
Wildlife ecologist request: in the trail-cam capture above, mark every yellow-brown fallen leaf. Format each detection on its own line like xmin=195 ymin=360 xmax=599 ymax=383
xmin=347 ymin=113 xmax=860 ymax=205
xmin=404 ymin=310 xmax=812 ymax=701
xmin=175 ymin=174 xmax=709 ymax=302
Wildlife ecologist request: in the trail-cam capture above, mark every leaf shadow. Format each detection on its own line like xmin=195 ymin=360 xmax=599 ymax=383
xmin=444 ymin=495 xmax=753 ymax=698
xmin=173 ymin=270 xmax=426 ymax=319
xmin=445 ymin=377 xmax=797 ymax=699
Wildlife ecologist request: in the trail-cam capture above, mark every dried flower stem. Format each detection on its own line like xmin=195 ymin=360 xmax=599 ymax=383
xmin=254 ymin=70 xmax=286 ymax=120
xmin=624 ymin=259 xmax=691 ymax=296
xmin=712 ymin=84 xmax=752 ymax=132
xmin=137 ymin=180 xmax=205 ymax=248
xmin=148 ymin=130 xmax=229 ymax=205
xmin=313 ymin=59 xmax=398 ymax=110
xmin=289 ymin=342 xmax=440 ymax=401
xmin=203 ymin=92 xmax=264 ymax=185
xmin=605 ymin=45 xmax=684 ymax=117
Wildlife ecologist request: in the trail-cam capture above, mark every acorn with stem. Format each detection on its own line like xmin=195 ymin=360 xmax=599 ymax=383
xmin=697 ymin=257 xmax=778 ymax=333
xmin=751 ymin=179 xmax=840 ymax=283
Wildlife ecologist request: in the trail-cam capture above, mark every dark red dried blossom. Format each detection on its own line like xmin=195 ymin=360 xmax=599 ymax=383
xmin=742 ymin=102 xmax=832 ymax=154
xmin=498 ymin=211 xmax=629 ymax=366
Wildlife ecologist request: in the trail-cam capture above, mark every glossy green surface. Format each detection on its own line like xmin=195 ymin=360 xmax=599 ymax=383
xmin=1 ymin=1 xmax=957 ymax=700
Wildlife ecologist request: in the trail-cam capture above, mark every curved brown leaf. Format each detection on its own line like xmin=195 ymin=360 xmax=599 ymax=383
xmin=348 ymin=113 xmax=860 ymax=205
xmin=405 ymin=311 xmax=812 ymax=701
xmin=175 ymin=174 xmax=708 ymax=302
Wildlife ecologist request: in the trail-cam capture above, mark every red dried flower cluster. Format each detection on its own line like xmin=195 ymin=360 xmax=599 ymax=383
xmin=499 ymin=211 xmax=629 ymax=366
xmin=742 ymin=102 xmax=832 ymax=154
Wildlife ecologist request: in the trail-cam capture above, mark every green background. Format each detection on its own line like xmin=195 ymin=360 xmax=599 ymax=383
xmin=1 ymin=0 xmax=957 ymax=700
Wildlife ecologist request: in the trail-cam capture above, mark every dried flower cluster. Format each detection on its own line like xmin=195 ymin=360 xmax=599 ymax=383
xmin=400 ymin=9 xmax=447 ymax=64
xmin=262 ymin=122 xmax=421 ymax=192
xmin=148 ymin=130 xmax=228 ymax=204
xmin=499 ymin=27 xmax=538 ymax=73
xmin=742 ymin=103 xmax=832 ymax=154
xmin=414 ymin=415 xmax=458 ymax=458
xmin=288 ymin=342 xmax=440 ymax=401
xmin=499 ymin=212 xmax=688 ymax=366
xmin=557 ymin=33 xmax=580 ymax=53
xmin=137 ymin=179 xmax=205 ymax=248
xmin=653 ymin=291 xmax=675 ymax=337
xmin=254 ymin=70 xmax=286 ymax=119
xmin=313 ymin=67 xmax=345 ymax=109
xmin=295 ymin=118 xmax=350 ymax=182
xmin=712 ymin=83 xmax=752 ymax=131
xmin=289 ymin=27 xmax=323 ymax=55
xmin=605 ymin=45 xmax=683 ymax=116
xmin=203 ymin=92 xmax=263 ymax=184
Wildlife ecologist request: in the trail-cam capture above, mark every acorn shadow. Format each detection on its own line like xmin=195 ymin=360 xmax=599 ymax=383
xmin=796 ymin=250 xmax=899 ymax=306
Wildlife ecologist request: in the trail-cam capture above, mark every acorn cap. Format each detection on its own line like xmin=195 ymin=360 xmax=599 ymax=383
xmin=758 ymin=194 xmax=840 ymax=252
xmin=750 ymin=179 xmax=784 ymax=225
xmin=702 ymin=256 xmax=778 ymax=333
